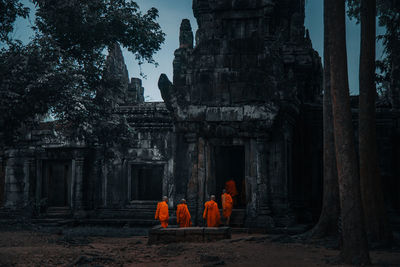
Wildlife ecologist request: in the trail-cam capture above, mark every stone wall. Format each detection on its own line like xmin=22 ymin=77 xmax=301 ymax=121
xmin=158 ymin=0 xmax=322 ymax=228
xmin=162 ymin=0 xmax=321 ymax=108
xmin=3 ymin=149 xmax=35 ymax=210
xmin=98 ymin=102 xmax=174 ymax=208
xmin=1 ymin=0 xmax=399 ymax=232
xmin=0 ymin=102 xmax=174 ymax=218
xmin=0 ymin=156 xmax=4 ymax=207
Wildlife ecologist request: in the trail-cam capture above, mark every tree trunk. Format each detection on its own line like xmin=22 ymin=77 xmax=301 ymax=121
xmin=359 ymin=0 xmax=392 ymax=244
xmin=309 ymin=0 xmax=340 ymax=239
xmin=328 ymin=0 xmax=370 ymax=264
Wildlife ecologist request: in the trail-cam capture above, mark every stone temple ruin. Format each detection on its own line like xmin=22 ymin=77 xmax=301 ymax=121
xmin=0 ymin=0 xmax=399 ymax=230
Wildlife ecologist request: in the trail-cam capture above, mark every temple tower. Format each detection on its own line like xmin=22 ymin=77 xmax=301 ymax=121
xmin=159 ymin=0 xmax=322 ymax=227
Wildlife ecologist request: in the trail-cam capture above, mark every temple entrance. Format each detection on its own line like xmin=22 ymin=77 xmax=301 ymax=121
xmin=42 ymin=161 xmax=71 ymax=207
xmin=214 ymin=146 xmax=246 ymax=208
xmin=130 ymin=164 xmax=163 ymax=201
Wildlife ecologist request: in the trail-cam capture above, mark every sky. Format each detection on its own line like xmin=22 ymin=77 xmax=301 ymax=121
xmin=11 ymin=0 xmax=386 ymax=101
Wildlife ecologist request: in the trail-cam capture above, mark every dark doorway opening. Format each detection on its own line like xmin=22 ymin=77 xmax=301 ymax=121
xmin=214 ymin=146 xmax=246 ymax=208
xmin=42 ymin=161 xmax=71 ymax=207
xmin=131 ymin=165 xmax=163 ymax=201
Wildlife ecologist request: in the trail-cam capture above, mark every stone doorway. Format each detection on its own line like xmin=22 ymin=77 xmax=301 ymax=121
xmin=42 ymin=161 xmax=71 ymax=207
xmin=130 ymin=164 xmax=163 ymax=201
xmin=214 ymin=146 xmax=246 ymax=208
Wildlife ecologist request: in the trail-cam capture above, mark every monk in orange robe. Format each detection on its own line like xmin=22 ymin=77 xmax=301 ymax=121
xmin=203 ymin=195 xmax=221 ymax=227
xmin=225 ymin=179 xmax=238 ymax=205
xmin=176 ymin=199 xmax=192 ymax=227
xmin=221 ymin=189 xmax=233 ymax=226
xmin=155 ymin=196 xmax=169 ymax=228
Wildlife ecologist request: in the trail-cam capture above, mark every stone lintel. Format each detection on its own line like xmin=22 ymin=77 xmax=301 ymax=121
xmin=177 ymin=105 xmax=278 ymax=123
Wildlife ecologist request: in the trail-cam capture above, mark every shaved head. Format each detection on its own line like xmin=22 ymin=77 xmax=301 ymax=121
xmin=163 ymin=196 xmax=168 ymax=201
xmin=181 ymin=198 xmax=186 ymax=203
xmin=211 ymin=195 xmax=215 ymax=200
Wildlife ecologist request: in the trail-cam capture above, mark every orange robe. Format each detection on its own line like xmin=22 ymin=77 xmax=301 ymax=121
xmin=176 ymin=203 xmax=192 ymax=227
xmin=221 ymin=193 xmax=233 ymax=218
xmin=203 ymin=200 xmax=221 ymax=227
xmin=225 ymin=180 xmax=238 ymax=197
xmin=155 ymin=201 xmax=169 ymax=228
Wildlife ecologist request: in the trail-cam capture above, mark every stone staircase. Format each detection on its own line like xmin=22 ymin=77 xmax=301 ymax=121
xmin=0 ymin=208 xmax=13 ymax=220
xmin=46 ymin=207 xmax=72 ymax=219
xmin=2 ymin=204 xmax=249 ymax=229
xmin=27 ymin=201 xmax=178 ymax=227
xmin=220 ymin=209 xmax=246 ymax=227
xmin=80 ymin=201 xmax=160 ymax=227
xmin=0 ymin=207 xmax=24 ymax=221
xmin=31 ymin=206 xmax=73 ymax=227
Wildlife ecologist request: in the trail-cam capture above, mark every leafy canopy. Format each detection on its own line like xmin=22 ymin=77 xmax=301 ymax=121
xmin=33 ymin=0 xmax=164 ymax=65
xmin=0 ymin=0 xmax=165 ymax=146
xmin=0 ymin=0 xmax=30 ymax=43
xmin=347 ymin=0 xmax=400 ymax=98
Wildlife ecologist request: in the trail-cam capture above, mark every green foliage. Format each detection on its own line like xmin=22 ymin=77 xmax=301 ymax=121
xmin=0 ymin=0 xmax=165 ymax=148
xmin=347 ymin=0 xmax=361 ymax=23
xmin=0 ymin=0 xmax=30 ymax=43
xmin=33 ymin=0 xmax=164 ymax=65
xmin=0 ymin=37 xmax=76 ymax=143
xmin=375 ymin=0 xmax=400 ymax=99
xmin=347 ymin=0 xmax=400 ymax=99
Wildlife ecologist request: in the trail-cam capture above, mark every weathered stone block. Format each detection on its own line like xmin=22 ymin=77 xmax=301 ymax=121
xmin=243 ymin=105 xmax=278 ymax=122
xmin=283 ymin=55 xmax=296 ymax=64
xmin=206 ymin=107 xmax=221 ymax=121
xmin=220 ymin=107 xmax=243 ymax=121
xmin=6 ymin=183 xmax=25 ymax=193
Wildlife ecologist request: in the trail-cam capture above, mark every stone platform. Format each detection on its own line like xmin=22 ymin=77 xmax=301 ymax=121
xmin=148 ymin=226 xmax=231 ymax=244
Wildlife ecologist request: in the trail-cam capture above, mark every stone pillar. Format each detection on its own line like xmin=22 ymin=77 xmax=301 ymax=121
xmin=160 ymin=160 xmax=174 ymax=207
xmin=27 ymin=158 xmax=36 ymax=206
xmin=185 ymin=133 xmax=199 ymax=225
xmin=5 ymin=155 xmax=17 ymax=208
xmin=4 ymin=149 xmax=34 ymax=210
xmin=268 ymin=124 xmax=297 ymax=227
xmin=268 ymin=136 xmax=290 ymax=226
xmin=204 ymin=141 xmax=213 ymax=201
xmin=73 ymin=158 xmax=84 ymax=212
xmin=121 ymin=159 xmax=127 ymax=206
xmin=167 ymin=158 xmax=175 ymax=208
xmin=127 ymin=161 xmax=132 ymax=202
xmin=245 ymin=139 xmax=258 ymax=227
xmin=197 ymin=137 xmax=206 ymax=225
xmin=282 ymin=123 xmax=297 ymax=226
xmin=102 ymin=162 xmax=108 ymax=207
xmin=35 ymin=159 xmax=42 ymax=207
xmin=255 ymin=137 xmax=273 ymax=228
xmin=0 ymin=156 xmax=4 ymax=207
xmin=93 ymin=149 xmax=104 ymax=208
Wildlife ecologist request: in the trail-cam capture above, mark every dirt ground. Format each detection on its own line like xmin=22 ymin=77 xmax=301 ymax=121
xmin=0 ymin=226 xmax=400 ymax=267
